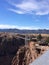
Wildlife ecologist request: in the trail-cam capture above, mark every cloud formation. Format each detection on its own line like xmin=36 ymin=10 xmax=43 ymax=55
xmin=0 ymin=24 xmax=39 ymax=30
xmin=8 ymin=0 xmax=49 ymax=15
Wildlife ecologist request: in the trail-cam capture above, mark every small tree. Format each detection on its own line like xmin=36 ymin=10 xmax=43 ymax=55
xmin=37 ymin=34 xmax=42 ymax=41
xmin=45 ymin=37 xmax=49 ymax=43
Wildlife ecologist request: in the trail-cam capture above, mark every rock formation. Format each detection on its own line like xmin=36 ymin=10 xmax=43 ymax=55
xmin=11 ymin=45 xmax=41 ymax=65
xmin=12 ymin=46 xmax=32 ymax=65
xmin=0 ymin=33 xmax=49 ymax=65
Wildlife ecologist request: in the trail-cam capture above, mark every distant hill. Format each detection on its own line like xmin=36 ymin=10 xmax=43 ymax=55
xmin=0 ymin=29 xmax=49 ymax=34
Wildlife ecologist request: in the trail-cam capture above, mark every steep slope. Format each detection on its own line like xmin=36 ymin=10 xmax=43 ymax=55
xmin=0 ymin=33 xmax=25 ymax=65
xmin=11 ymin=45 xmax=41 ymax=65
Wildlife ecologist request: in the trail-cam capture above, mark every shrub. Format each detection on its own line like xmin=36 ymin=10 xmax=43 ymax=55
xmin=37 ymin=34 xmax=42 ymax=41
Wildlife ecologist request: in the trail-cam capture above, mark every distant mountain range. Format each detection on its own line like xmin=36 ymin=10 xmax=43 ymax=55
xmin=0 ymin=29 xmax=49 ymax=34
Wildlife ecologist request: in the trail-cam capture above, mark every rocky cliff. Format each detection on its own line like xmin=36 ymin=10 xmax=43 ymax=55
xmin=11 ymin=45 xmax=42 ymax=65
xmin=0 ymin=33 xmax=25 ymax=65
xmin=0 ymin=33 xmax=49 ymax=65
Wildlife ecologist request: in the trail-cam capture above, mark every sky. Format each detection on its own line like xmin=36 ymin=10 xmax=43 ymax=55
xmin=0 ymin=0 xmax=49 ymax=29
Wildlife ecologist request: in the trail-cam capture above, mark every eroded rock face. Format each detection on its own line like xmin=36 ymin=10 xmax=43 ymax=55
xmin=12 ymin=46 xmax=31 ymax=65
xmin=0 ymin=33 xmax=25 ymax=65
xmin=11 ymin=45 xmax=41 ymax=65
xmin=0 ymin=33 xmax=49 ymax=65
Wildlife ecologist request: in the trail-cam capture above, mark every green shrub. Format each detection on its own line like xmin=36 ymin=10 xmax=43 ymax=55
xmin=37 ymin=34 xmax=42 ymax=41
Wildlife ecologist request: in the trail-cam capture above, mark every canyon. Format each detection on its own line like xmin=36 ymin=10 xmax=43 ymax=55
xmin=0 ymin=32 xmax=49 ymax=65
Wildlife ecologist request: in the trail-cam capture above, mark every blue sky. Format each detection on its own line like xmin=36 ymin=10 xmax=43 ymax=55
xmin=0 ymin=0 xmax=49 ymax=29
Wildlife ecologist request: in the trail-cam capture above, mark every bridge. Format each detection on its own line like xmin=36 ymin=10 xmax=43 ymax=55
xmin=16 ymin=34 xmax=37 ymax=45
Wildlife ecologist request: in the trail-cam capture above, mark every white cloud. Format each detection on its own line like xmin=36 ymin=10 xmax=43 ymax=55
xmin=8 ymin=0 xmax=49 ymax=15
xmin=0 ymin=24 xmax=40 ymax=30
xmin=8 ymin=9 xmax=25 ymax=14
xmin=0 ymin=24 xmax=17 ymax=29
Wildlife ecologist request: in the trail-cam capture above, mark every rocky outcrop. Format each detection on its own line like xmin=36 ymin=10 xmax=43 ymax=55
xmin=0 ymin=33 xmax=49 ymax=65
xmin=0 ymin=33 xmax=25 ymax=65
xmin=11 ymin=45 xmax=42 ymax=65
xmin=12 ymin=46 xmax=31 ymax=65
